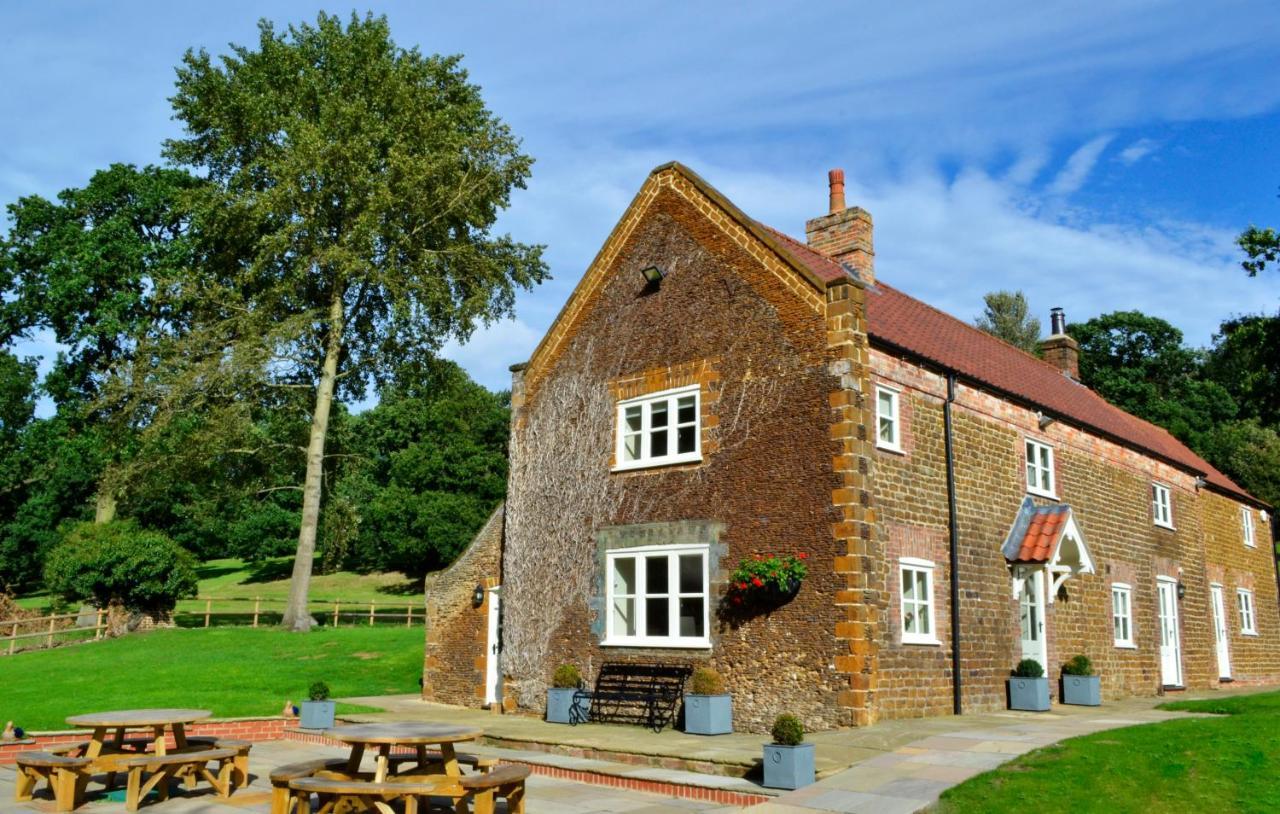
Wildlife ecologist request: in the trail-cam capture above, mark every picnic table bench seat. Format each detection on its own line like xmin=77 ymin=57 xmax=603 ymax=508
xmin=119 ymin=746 xmax=239 ymax=811
xmin=287 ymin=776 xmax=445 ymax=814
xmin=269 ymin=758 xmax=353 ymax=814
xmin=459 ymin=764 xmax=530 ymax=814
xmin=575 ymin=662 xmax=693 ymax=732
xmin=14 ymin=752 xmax=94 ymax=813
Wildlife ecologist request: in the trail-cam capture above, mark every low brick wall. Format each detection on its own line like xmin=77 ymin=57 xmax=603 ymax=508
xmin=0 ymin=717 xmax=289 ymax=764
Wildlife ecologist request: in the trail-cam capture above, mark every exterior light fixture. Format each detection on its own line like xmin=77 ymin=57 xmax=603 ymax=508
xmin=1036 ymin=411 xmax=1055 ymax=431
xmin=640 ymin=265 xmax=665 ymax=285
xmin=1176 ymin=581 xmax=1187 ymax=601
xmin=472 ymin=584 xmax=486 ymax=607
xmin=1193 ymin=476 xmax=1207 ymax=490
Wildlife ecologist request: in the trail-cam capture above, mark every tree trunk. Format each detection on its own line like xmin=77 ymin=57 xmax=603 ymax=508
xmin=281 ymin=288 xmax=345 ymax=632
xmin=94 ymin=490 xmax=117 ymax=524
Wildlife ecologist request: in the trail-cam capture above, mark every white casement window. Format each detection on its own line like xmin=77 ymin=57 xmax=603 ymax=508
xmin=899 ymin=558 xmax=939 ymax=645
xmin=614 ymin=385 xmax=701 ymax=471
xmin=876 ymin=386 xmax=902 ymax=452
xmin=1242 ymin=507 xmax=1256 ymax=548
xmin=604 ymin=544 xmax=710 ymax=648
xmin=1152 ymin=484 xmax=1174 ymax=529
xmin=1112 ymin=583 xmax=1135 ymax=648
xmin=1238 ymin=589 xmax=1257 ymax=635
xmin=1024 ymin=439 xmax=1056 ymax=497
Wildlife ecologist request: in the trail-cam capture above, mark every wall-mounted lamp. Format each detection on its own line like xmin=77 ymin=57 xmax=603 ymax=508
xmin=640 ymin=265 xmax=665 ymax=285
xmin=1036 ymin=411 xmax=1055 ymax=431
xmin=472 ymin=584 xmax=486 ymax=607
xmin=1193 ymin=476 xmax=1207 ymax=490
xmin=1176 ymin=581 xmax=1187 ymax=601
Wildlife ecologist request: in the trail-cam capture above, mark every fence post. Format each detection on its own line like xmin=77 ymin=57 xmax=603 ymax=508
xmin=46 ymin=616 xmax=55 ymax=648
xmin=333 ymin=601 xmax=340 ymax=628
xmin=204 ymin=599 xmax=212 ymax=628
xmin=253 ymin=597 xmax=261 ymax=628
xmin=95 ymin=609 xmax=104 ymax=640
xmin=405 ymin=605 xmax=412 ymax=627
xmin=368 ymin=601 xmax=375 ymax=626
xmin=8 ymin=621 xmax=16 ymax=655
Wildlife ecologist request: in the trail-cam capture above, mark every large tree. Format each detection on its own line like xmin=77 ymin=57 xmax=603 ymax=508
xmin=975 ymin=290 xmax=1041 ymax=354
xmin=162 ymin=13 xmax=547 ymax=630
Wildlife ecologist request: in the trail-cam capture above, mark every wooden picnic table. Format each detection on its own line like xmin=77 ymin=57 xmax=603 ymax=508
xmin=64 ymin=708 xmax=212 ymax=760
xmin=324 ymin=722 xmax=483 ymax=783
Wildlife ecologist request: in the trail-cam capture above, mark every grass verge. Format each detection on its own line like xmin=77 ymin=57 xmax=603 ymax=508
xmin=935 ymin=690 xmax=1280 ymax=813
xmin=0 ymin=626 xmax=423 ymax=731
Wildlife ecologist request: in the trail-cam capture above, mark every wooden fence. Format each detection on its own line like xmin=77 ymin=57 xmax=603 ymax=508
xmin=1 ymin=596 xmax=423 ymax=656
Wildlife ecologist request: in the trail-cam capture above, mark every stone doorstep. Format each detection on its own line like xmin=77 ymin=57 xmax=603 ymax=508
xmin=283 ymin=727 xmax=779 ymax=806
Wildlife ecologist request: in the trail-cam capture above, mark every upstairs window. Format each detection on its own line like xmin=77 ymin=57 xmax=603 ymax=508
xmin=615 ymin=385 xmax=701 ymax=471
xmin=876 ymin=386 xmax=902 ymax=452
xmin=1025 ymin=439 xmax=1055 ymax=497
xmin=1242 ymin=507 xmax=1256 ymax=548
xmin=604 ymin=544 xmax=709 ymax=648
xmin=1152 ymin=484 xmax=1173 ymax=529
xmin=1112 ymin=583 xmax=1135 ymax=648
xmin=1238 ymin=589 xmax=1257 ymax=635
xmin=899 ymin=558 xmax=939 ymax=645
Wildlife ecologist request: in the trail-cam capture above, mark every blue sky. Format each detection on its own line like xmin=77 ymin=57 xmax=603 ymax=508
xmin=2 ymin=1 xmax=1279 ymax=398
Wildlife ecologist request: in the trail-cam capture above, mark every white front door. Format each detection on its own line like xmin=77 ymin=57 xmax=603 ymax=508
xmin=484 ymin=586 xmax=502 ymax=707
xmin=1157 ymin=578 xmax=1183 ymax=687
xmin=1210 ymin=583 xmax=1232 ymax=680
xmin=1019 ymin=570 xmax=1047 ymax=672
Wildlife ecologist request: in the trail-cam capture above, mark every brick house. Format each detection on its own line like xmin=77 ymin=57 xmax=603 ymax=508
xmin=422 ymin=162 xmax=1279 ymax=732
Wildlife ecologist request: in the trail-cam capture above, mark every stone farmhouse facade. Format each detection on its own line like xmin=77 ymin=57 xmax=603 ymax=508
xmin=422 ymin=162 xmax=1279 ymax=733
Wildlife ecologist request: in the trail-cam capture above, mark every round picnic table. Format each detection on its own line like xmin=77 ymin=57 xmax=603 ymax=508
xmin=324 ymin=723 xmax=483 ymax=783
xmin=65 ymin=708 xmax=211 ymax=759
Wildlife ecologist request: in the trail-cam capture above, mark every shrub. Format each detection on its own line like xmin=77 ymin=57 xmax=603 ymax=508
xmin=771 ymin=713 xmax=805 ymax=746
xmin=1063 ymin=655 xmax=1094 ymax=676
xmin=1013 ymin=658 xmax=1045 ymax=678
xmin=43 ymin=521 xmax=198 ymax=613
xmin=308 ymin=681 xmax=331 ymax=701
xmin=690 ymin=667 xmax=726 ymax=695
xmin=552 ymin=664 xmax=581 ymax=689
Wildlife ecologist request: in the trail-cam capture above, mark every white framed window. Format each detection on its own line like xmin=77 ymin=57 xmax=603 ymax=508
xmin=876 ymin=386 xmax=902 ymax=452
xmin=603 ymin=544 xmax=710 ymax=648
xmin=614 ymin=385 xmax=701 ymax=471
xmin=899 ymin=557 xmax=940 ymax=645
xmin=1242 ymin=507 xmax=1256 ymax=548
xmin=1112 ymin=583 xmax=1135 ymax=648
xmin=1152 ymin=484 xmax=1174 ymax=529
xmin=1024 ymin=439 xmax=1056 ymax=497
xmin=1238 ymin=589 xmax=1257 ymax=635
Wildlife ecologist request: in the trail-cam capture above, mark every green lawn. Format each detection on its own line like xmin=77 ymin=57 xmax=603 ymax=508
xmin=0 ymin=626 xmax=424 ymax=731
xmin=936 ymin=691 xmax=1280 ymax=813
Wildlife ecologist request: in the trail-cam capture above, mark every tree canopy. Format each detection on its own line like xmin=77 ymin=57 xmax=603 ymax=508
xmin=975 ymin=290 xmax=1041 ymax=354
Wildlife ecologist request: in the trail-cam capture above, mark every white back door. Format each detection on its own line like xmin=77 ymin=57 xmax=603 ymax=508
xmin=484 ymin=586 xmax=502 ymax=706
xmin=1210 ymin=583 xmax=1231 ymax=680
xmin=1157 ymin=578 xmax=1183 ymax=687
xmin=1019 ymin=570 xmax=1047 ymax=672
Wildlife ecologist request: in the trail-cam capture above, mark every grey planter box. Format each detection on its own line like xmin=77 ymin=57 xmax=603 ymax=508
xmin=1007 ymin=677 xmax=1051 ymax=711
xmin=683 ymin=694 xmax=732 ymax=735
xmin=298 ymin=700 xmax=335 ymax=729
xmin=1061 ymin=674 xmax=1101 ymax=706
xmin=546 ymin=688 xmax=590 ymax=724
xmin=762 ymin=743 xmax=815 ymax=790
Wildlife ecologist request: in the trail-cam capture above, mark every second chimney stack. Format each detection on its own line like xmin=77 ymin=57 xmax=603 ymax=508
xmin=806 ymin=168 xmax=874 ymax=285
xmin=1040 ymin=307 xmax=1080 ymax=380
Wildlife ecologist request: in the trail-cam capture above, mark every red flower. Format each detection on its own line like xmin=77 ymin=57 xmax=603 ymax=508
xmin=751 ymin=576 xmax=764 ymax=588
xmin=798 ymin=552 xmax=809 ymax=560
xmin=738 ymin=582 xmax=748 ymax=591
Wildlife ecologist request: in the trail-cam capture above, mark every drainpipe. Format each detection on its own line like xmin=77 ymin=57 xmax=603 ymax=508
xmin=944 ymin=372 xmax=962 ymax=715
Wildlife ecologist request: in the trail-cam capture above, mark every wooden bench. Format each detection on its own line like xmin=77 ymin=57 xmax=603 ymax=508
xmin=208 ymin=739 xmax=253 ymax=789
xmin=459 ymin=764 xmax=530 ymax=814
xmin=578 ymin=662 xmax=692 ymax=732
xmin=269 ymin=758 xmax=353 ymax=814
xmin=14 ymin=752 xmax=93 ymax=813
xmin=386 ymin=751 xmax=497 ymax=776
xmin=288 ymin=775 xmax=445 ymax=814
xmin=119 ymin=747 xmax=238 ymax=811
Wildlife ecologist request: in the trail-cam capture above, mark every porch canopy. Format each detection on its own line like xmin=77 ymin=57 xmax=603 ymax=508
xmin=1002 ymin=497 xmax=1094 ymax=603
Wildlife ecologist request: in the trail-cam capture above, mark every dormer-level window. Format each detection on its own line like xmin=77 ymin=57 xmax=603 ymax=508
xmin=1242 ymin=507 xmax=1256 ymax=548
xmin=614 ymin=385 xmax=701 ymax=471
xmin=1025 ymin=439 xmax=1055 ymax=498
xmin=876 ymin=386 xmax=902 ymax=452
xmin=1152 ymin=484 xmax=1174 ymax=529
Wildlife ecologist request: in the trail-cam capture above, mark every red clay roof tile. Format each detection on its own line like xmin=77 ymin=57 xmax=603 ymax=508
xmin=1014 ymin=511 xmax=1069 ymax=563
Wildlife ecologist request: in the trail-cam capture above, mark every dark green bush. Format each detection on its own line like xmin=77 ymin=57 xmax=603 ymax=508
xmin=552 ymin=664 xmax=581 ymax=689
xmin=43 ymin=521 xmax=197 ymax=612
xmin=1063 ymin=655 xmax=1094 ymax=676
xmin=690 ymin=667 xmax=726 ymax=695
xmin=308 ymin=681 xmax=331 ymax=701
xmin=771 ymin=713 xmax=804 ymax=746
xmin=1013 ymin=658 xmax=1046 ymax=678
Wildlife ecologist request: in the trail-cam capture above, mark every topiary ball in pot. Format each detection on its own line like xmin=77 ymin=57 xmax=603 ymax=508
xmin=763 ymin=713 xmax=813 ymax=789
xmin=1008 ymin=659 xmax=1050 ymax=711
xmin=1061 ymin=654 xmax=1101 ymax=706
xmin=547 ymin=665 xmax=589 ymax=724
xmin=299 ymin=680 xmax=336 ymax=729
xmin=684 ymin=667 xmax=732 ymax=735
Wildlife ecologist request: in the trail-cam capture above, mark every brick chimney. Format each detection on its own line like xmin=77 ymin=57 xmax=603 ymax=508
xmin=805 ymin=168 xmax=875 ymax=285
xmin=1040 ymin=307 xmax=1079 ymax=379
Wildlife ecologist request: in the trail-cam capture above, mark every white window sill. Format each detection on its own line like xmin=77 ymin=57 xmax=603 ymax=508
xmin=601 ymin=638 xmax=712 ymax=649
xmin=1114 ymin=642 xmax=1138 ymax=650
xmin=1154 ymin=521 xmax=1176 ymax=531
xmin=612 ymin=453 xmax=702 ymax=473
xmin=1245 ymin=543 xmax=1257 ymax=549
xmin=876 ymin=441 xmax=905 ymax=455
xmin=1242 ymin=631 xmax=1259 ymax=637
xmin=1026 ymin=487 xmax=1058 ymax=500
xmin=901 ymin=637 xmax=942 ymax=647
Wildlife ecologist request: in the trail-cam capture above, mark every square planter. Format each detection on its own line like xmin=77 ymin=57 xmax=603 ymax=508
xmin=683 ymin=694 xmax=732 ymax=735
xmin=298 ymin=700 xmax=335 ymax=729
xmin=762 ymin=743 xmax=815 ymax=790
xmin=546 ymin=688 xmax=590 ymax=724
xmin=1007 ymin=677 xmax=1051 ymax=711
xmin=1061 ymin=674 xmax=1101 ymax=706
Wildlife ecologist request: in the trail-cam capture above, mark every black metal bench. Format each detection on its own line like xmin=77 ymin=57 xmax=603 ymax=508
xmin=574 ymin=663 xmax=692 ymax=732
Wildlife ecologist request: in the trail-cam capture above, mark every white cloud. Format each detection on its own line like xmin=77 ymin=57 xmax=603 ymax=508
xmin=1118 ymin=138 xmax=1159 ymax=165
xmin=1048 ymin=135 xmax=1115 ymax=195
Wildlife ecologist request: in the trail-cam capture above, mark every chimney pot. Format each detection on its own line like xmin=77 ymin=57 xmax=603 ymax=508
xmin=1049 ymin=307 xmax=1066 ymax=336
xmin=1040 ymin=307 xmax=1079 ymax=379
xmin=828 ymin=168 xmax=846 ymax=214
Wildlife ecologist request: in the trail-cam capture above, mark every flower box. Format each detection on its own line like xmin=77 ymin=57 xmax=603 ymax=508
xmin=1061 ymin=674 xmax=1101 ymax=706
xmin=1007 ymin=677 xmax=1050 ymax=711
xmin=683 ymin=694 xmax=732 ymax=735
xmin=762 ymin=743 xmax=815 ymax=789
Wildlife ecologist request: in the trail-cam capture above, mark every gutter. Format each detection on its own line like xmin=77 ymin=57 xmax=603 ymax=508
xmin=944 ymin=372 xmax=962 ymax=716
